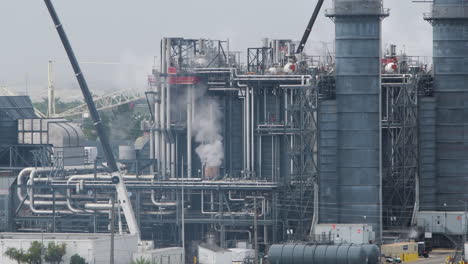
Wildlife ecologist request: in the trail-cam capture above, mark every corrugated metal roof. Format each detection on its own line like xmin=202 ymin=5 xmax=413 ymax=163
xmin=0 ymin=96 xmax=37 ymax=120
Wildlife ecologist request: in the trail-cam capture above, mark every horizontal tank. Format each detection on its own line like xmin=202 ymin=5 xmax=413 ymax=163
xmin=268 ymin=243 xmax=379 ymax=264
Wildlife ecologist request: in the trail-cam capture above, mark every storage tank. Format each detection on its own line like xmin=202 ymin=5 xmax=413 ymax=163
xmin=323 ymin=0 xmax=388 ymax=242
xmin=268 ymin=243 xmax=379 ymax=264
xmin=424 ymin=0 xmax=468 ymax=210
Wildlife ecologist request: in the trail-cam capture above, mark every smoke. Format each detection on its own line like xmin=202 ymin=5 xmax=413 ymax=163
xmin=192 ymin=96 xmax=224 ymax=167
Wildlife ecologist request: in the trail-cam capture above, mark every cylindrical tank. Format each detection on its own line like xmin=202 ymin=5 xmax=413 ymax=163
xmin=119 ymin=145 xmax=136 ymax=160
xmin=323 ymin=0 xmax=388 ymax=242
xmin=268 ymin=244 xmax=379 ymax=264
xmin=428 ymin=0 xmax=468 ymax=210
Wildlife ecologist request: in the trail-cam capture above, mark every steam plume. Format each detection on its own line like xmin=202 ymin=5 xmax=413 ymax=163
xmin=192 ymin=97 xmax=224 ymax=167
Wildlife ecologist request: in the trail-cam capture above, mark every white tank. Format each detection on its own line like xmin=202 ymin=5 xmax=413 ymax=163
xmin=283 ymin=63 xmax=297 ymax=73
xmin=384 ymin=62 xmax=398 ymax=73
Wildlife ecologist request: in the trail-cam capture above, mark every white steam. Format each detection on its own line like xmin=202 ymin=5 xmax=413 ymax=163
xmin=192 ymin=97 xmax=224 ymax=167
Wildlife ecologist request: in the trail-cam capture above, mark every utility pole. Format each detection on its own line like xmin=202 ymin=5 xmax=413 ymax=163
xmin=254 ymin=197 xmax=258 ymax=264
xmin=110 ymin=195 xmax=115 ymax=264
xmin=48 ymin=60 xmax=56 ymax=117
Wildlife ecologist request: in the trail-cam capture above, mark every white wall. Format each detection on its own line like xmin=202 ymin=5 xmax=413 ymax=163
xmin=0 ymin=233 xmax=137 ymax=264
xmin=133 ymin=247 xmax=184 ymax=264
xmin=198 ymin=245 xmax=232 ymax=264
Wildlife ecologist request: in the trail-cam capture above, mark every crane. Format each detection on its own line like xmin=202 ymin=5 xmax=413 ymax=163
xmin=296 ymin=0 xmax=325 ymax=54
xmin=43 ymin=0 xmax=141 ymax=241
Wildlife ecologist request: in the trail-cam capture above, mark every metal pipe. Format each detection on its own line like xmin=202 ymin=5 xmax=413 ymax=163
xmin=228 ymin=191 xmax=245 ymax=201
xmin=160 ymin=72 xmax=166 ymax=178
xmin=171 ymin=143 xmax=176 ymax=178
xmin=187 ymin=86 xmax=193 ymax=178
xmin=251 ymin=87 xmax=255 ymax=178
xmin=246 ymin=87 xmax=251 ymax=173
xmin=151 ymin=190 xmax=177 ymax=207
xmin=165 ymin=38 xmax=172 ymax=178
xmin=152 ymin=76 xmax=161 ymax=174
xmin=47 ymin=60 xmax=55 ymax=117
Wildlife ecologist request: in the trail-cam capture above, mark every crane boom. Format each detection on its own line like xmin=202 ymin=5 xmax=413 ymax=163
xmin=43 ymin=0 xmax=141 ymax=240
xmin=296 ymin=0 xmax=325 ymax=54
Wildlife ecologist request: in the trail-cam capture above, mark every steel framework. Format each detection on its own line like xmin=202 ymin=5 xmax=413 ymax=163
xmin=53 ymin=89 xmax=144 ymax=118
xmin=381 ymin=74 xmax=418 ymax=228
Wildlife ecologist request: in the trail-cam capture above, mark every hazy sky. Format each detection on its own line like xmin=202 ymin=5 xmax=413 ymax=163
xmin=0 ymin=0 xmax=432 ymax=101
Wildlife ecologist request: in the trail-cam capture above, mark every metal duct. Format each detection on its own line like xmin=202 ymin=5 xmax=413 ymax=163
xmin=418 ymin=97 xmax=437 ymax=210
xmin=267 ymin=243 xmax=379 ymax=264
xmin=326 ymin=0 xmax=388 ymax=242
xmin=428 ymin=0 xmax=468 ymax=211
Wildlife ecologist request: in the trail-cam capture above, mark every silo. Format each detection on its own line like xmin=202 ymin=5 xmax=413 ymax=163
xmin=429 ymin=0 xmax=468 ymax=210
xmin=325 ymin=0 xmax=388 ymax=242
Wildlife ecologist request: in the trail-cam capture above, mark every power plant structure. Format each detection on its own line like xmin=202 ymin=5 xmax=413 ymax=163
xmin=0 ymin=0 xmax=467 ymax=263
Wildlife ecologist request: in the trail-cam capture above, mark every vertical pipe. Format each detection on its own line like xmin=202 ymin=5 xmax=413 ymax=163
xmin=246 ymin=88 xmax=251 ymax=173
xmin=47 ymin=60 xmax=55 ymax=117
xmin=328 ymin=0 xmax=387 ymax=243
xmin=155 ymin=99 xmax=160 ymax=173
xmin=166 ymin=39 xmax=173 ymax=178
xmin=251 ymin=87 xmax=255 ymax=177
xmin=243 ymin=89 xmax=247 ymax=173
xmin=187 ymin=87 xmax=193 ymax=178
xmin=160 ymin=39 xmax=167 ymax=178
xmin=150 ymin=124 xmax=155 ymax=175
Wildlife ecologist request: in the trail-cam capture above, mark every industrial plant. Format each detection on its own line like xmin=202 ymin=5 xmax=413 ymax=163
xmin=0 ymin=0 xmax=467 ymax=263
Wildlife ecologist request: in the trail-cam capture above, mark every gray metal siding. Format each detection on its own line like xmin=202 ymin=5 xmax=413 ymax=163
xmin=332 ymin=0 xmax=384 ymax=239
xmin=419 ymin=97 xmax=437 ymax=210
xmin=319 ymin=100 xmax=338 ymax=223
xmin=432 ymin=0 xmax=468 ymax=210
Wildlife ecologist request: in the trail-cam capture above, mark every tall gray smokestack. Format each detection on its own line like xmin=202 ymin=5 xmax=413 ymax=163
xmin=324 ymin=0 xmax=388 ymax=243
xmin=423 ymin=0 xmax=468 ymax=211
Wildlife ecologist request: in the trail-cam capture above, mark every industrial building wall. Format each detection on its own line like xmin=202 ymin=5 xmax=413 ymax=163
xmin=318 ymin=100 xmax=338 ymax=223
xmin=223 ymin=94 xmax=244 ymax=178
xmin=334 ymin=14 xmax=382 ymax=236
xmin=418 ymin=97 xmax=437 ymax=211
xmin=431 ymin=0 xmax=468 ymax=210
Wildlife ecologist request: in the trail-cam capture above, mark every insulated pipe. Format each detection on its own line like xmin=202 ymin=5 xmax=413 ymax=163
xmin=66 ymin=175 xmax=110 ymax=213
xmin=151 ymin=190 xmax=177 ymax=207
xmin=165 ymin=38 xmax=173 ymax=178
xmin=201 ymin=191 xmax=265 ymax=216
xmin=187 ymin=86 xmax=193 ymax=178
xmin=228 ymin=191 xmax=245 ymax=201
xmin=251 ymin=87 xmax=255 ymax=177
xmin=160 ymin=69 xmax=166 ymax=178
xmin=246 ymin=87 xmax=251 ymax=174
xmin=155 ymin=85 xmax=161 ymax=174
xmin=17 ymin=166 xmax=101 ymax=202
xmin=171 ymin=143 xmax=176 ymax=178
xmin=243 ymin=88 xmax=247 ymax=174
xmin=149 ymin=124 xmax=155 ymax=175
